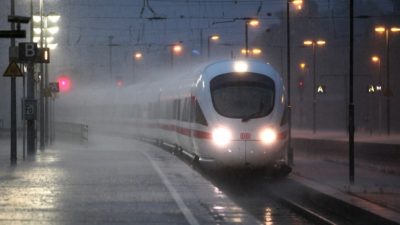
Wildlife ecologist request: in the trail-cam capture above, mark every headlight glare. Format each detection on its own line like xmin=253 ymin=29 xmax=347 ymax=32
xmin=212 ymin=127 xmax=232 ymax=146
xmin=260 ymin=128 xmax=277 ymax=144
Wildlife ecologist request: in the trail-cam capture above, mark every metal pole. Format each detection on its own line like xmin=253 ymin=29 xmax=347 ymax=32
xmin=245 ymin=21 xmax=249 ymax=58
xmin=27 ymin=62 xmax=35 ymax=156
xmin=26 ymin=0 xmax=36 ymax=156
xmin=199 ymin=29 xmax=203 ymax=60
xmin=39 ymin=0 xmax=45 ymax=150
xmin=22 ymin=64 xmax=26 ymax=160
xmin=10 ymin=0 xmax=17 ymax=164
xmin=312 ymin=44 xmax=316 ymax=134
xmin=132 ymin=53 xmax=135 ymax=83
xmin=171 ymin=48 xmax=174 ymax=69
xmin=349 ymin=0 xmax=355 ymax=184
xmin=51 ymin=97 xmax=55 ymax=144
xmin=286 ymin=1 xmax=293 ymax=165
xmin=45 ymin=63 xmax=49 ymax=145
xmin=44 ymin=18 xmax=49 ymax=146
xmin=109 ymin=35 xmax=113 ymax=78
xmin=207 ymin=36 xmax=210 ymax=59
xmin=378 ymin=60 xmax=382 ymax=134
xmin=385 ymin=30 xmax=391 ymax=136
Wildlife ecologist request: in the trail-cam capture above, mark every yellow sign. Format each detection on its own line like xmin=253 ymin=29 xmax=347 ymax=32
xmin=3 ymin=62 xmax=23 ymax=77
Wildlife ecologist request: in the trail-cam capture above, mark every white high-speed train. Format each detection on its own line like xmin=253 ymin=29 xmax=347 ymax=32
xmin=121 ymin=59 xmax=288 ymax=168
xmin=59 ymin=59 xmax=289 ymax=170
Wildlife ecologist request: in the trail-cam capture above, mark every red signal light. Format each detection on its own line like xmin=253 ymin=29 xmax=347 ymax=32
xmin=116 ymin=80 xmax=123 ymax=88
xmin=299 ymin=80 xmax=304 ymax=88
xmin=57 ymin=75 xmax=71 ymax=92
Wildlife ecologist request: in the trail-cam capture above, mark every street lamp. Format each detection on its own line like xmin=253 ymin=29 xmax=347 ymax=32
xmin=132 ymin=52 xmax=143 ymax=83
xmin=207 ymin=35 xmax=219 ymax=59
xmin=33 ymin=12 xmax=60 ymax=149
xmin=303 ymin=39 xmax=326 ymax=134
xmin=371 ymin=55 xmax=382 ymax=87
xmin=33 ymin=13 xmax=60 ymax=48
xmin=292 ymin=0 xmax=303 ymax=10
xmin=374 ymin=25 xmax=400 ymax=135
xmin=252 ymin=48 xmax=262 ymax=55
xmin=134 ymin=52 xmax=143 ymax=60
xmin=245 ymin=19 xmax=259 ymax=58
xmin=211 ymin=18 xmax=259 ymax=59
xmin=299 ymin=62 xmax=307 ymax=70
xmin=171 ymin=43 xmax=183 ymax=69
xmin=371 ymin=55 xmax=382 ymax=133
xmin=240 ymin=48 xmax=262 ymax=56
xmin=286 ymin=0 xmax=304 ymax=165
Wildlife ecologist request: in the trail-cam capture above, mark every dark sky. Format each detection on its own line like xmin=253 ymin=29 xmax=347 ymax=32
xmin=0 ymin=0 xmax=396 ymax=82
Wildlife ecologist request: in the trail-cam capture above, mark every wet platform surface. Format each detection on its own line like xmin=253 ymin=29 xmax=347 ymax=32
xmin=0 ymin=135 xmax=312 ymax=225
xmin=292 ymin=129 xmax=400 ymax=224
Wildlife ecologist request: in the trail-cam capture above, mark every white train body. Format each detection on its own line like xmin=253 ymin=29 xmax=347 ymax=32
xmin=117 ymin=59 xmax=288 ymax=168
xmin=59 ymin=59 xmax=288 ymax=168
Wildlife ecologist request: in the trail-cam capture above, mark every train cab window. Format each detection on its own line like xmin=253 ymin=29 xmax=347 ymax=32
xmin=173 ymin=99 xmax=181 ymax=120
xmin=210 ymin=73 xmax=275 ymax=119
xmin=194 ymin=100 xmax=208 ymax=126
xmin=181 ymin=98 xmax=191 ymax=122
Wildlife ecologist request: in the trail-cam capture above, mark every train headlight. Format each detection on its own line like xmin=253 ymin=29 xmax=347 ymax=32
xmin=233 ymin=61 xmax=248 ymax=73
xmin=212 ymin=127 xmax=232 ymax=146
xmin=259 ymin=128 xmax=277 ymax=145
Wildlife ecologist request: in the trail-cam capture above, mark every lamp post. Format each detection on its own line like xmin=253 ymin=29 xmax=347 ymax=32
xmin=171 ymin=44 xmax=183 ymax=69
xmin=207 ymin=35 xmax=219 ymax=59
xmin=298 ymin=62 xmax=307 ymax=128
xmin=241 ymin=48 xmax=262 ymax=57
xmin=285 ymin=0 xmax=302 ymax=165
xmin=244 ymin=19 xmax=259 ymax=58
xmin=371 ymin=55 xmax=382 ymax=133
xmin=132 ymin=51 xmax=142 ymax=82
xmin=211 ymin=18 xmax=259 ymax=59
xmin=374 ymin=26 xmax=400 ymax=136
xmin=303 ymin=39 xmax=326 ymax=134
xmin=33 ymin=11 xmax=60 ymax=149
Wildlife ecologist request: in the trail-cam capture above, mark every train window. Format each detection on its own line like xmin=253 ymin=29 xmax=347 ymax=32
xmin=167 ymin=100 xmax=174 ymax=119
xmin=174 ymin=99 xmax=181 ymax=120
xmin=194 ymin=100 xmax=208 ymax=126
xmin=181 ymin=97 xmax=191 ymax=122
xmin=210 ymin=73 xmax=275 ymax=119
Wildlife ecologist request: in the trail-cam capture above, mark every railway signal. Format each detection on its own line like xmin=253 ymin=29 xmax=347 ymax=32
xmin=57 ymin=75 xmax=71 ymax=92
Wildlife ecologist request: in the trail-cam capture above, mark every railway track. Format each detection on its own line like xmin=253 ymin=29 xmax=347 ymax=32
xmin=142 ymin=138 xmax=399 ymax=225
xmin=151 ymin=140 xmax=344 ymax=225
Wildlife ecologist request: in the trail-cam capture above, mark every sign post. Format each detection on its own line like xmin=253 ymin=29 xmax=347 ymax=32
xmin=0 ymin=4 xmax=31 ymax=163
xmin=18 ymin=42 xmax=38 ymax=156
xmin=1 ymin=10 xmax=32 ymax=162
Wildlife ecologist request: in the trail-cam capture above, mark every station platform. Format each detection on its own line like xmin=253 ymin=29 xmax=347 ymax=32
xmin=291 ymin=129 xmax=400 ymax=224
xmin=0 ymin=131 xmax=399 ymax=224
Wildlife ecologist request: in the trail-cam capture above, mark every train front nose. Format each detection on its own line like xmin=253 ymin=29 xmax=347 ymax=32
xmin=209 ymin=129 xmax=287 ymax=167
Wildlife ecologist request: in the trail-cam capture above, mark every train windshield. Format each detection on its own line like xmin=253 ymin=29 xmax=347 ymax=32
xmin=210 ymin=73 xmax=275 ymax=119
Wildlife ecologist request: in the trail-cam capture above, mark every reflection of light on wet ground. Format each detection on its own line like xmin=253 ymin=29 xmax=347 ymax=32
xmin=0 ymin=151 xmax=65 ymax=220
xmin=264 ymin=207 xmax=273 ymax=225
xmin=232 ymin=217 xmax=243 ymax=223
xmin=211 ymin=203 xmax=248 ymax=223
xmin=35 ymin=151 xmax=60 ymax=164
xmin=214 ymin=187 xmax=223 ymax=195
xmin=213 ymin=205 xmax=225 ymax=210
